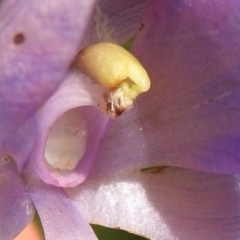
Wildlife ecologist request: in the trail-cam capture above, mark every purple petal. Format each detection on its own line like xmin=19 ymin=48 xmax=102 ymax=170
xmin=26 ymin=173 xmax=97 ymax=240
xmin=5 ymin=116 xmax=37 ymax=171
xmin=0 ymin=0 xmax=96 ymax=146
xmin=0 ymin=156 xmax=34 ymax=240
xmin=91 ymin=0 xmax=240 ymax=177
xmin=29 ymin=73 xmax=109 ymax=187
xmin=84 ymin=0 xmax=147 ymax=45
xmin=67 ymin=168 xmax=240 ymax=240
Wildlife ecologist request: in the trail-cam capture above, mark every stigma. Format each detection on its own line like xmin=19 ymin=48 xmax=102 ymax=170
xmin=45 ymin=109 xmax=87 ymax=170
xmin=73 ymin=42 xmax=151 ymax=118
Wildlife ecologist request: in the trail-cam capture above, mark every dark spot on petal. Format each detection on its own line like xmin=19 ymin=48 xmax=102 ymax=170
xmin=13 ymin=33 xmax=25 ymax=45
xmin=3 ymin=157 xmax=9 ymax=162
xmin=139 ymin=23 xmax=145 ymax=31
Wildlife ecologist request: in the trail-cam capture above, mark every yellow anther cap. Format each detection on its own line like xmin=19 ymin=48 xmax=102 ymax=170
xmin=73 ymin=42 xmax=151 ymax=118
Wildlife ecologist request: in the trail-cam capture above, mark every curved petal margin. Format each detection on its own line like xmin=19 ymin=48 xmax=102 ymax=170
xmin=26 ymin=173 xmax=97 ymax=240
xmin=29 ymin=72 xmax=109 ymax=187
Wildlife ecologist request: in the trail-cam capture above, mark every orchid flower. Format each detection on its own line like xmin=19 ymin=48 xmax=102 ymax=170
xmin=1 ymin=0 xmax=240 ymax=240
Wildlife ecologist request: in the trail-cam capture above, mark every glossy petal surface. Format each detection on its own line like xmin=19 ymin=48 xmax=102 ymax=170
xmin=0 ymin=0 xmax=95 ymax=145
xmin=27 ymin=173 xmax=97 ymax=240
xmin=0 ymin=156 xmax=34 ymax=240
xmin=67 ymin=168 xmax=240 ymax=240
xmin=91 ymin=0 xmax=240 ymax=178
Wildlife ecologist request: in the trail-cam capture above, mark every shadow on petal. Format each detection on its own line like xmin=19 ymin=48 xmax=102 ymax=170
xmin=90 ymin=0 xmax=240 ymax=178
